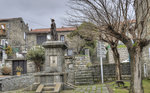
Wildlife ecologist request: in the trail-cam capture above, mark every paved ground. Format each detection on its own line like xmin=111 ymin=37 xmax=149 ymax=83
xmin=61 ymin=84 xmax=109 ymax=93
xmin=1 ymin=84 xmax=109 ymax=93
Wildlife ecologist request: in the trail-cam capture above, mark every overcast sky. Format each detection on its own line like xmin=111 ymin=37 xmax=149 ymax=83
xmin=0 ymin=0 xmax=70 ymax=29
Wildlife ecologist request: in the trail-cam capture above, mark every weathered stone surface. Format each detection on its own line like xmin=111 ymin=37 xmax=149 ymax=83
xmin=42 ymin=41 xmax=67 ymax=73
xmin=69 ymin=63 xmax=130 ymax=85
xmin=0 ymin=74 xmax=34 ymax=91
xmin=108 ymin=47 xmax=129 ymax=64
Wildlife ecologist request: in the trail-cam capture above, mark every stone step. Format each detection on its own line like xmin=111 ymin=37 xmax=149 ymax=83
xmin=42 ymin=91 xmax=57 ymax=93
xmin=44 ymin=83 xmax=55 ymax=87
xmin=75 ymin=82 xmax=94 ymax=85
xmin=75 ymin=71 xmax=93 ymax=73
xmin=75 ymin=79 xmax=93 ymax=82
xmin=36 ymin=84 xmax=44 ymax=93
xmin=75 ymin=78 xmax=93 ymax=80
xmin=75 ymin=75 xmax=93 ymax=77
xmin=43 ymin=86 xmax=55 ymax=91
xmin=75 ymin=73 xmax=92 ymax=75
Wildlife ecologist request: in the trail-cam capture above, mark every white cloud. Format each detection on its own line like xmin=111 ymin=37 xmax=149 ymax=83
xmin=0 ymin=0 xmax=69 ymax=29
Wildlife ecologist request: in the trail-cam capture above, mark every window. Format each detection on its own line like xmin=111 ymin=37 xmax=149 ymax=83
xmin=60 ymin=35 xmax=65 ymax=41
xmin=24 ymin=32 xmax=26 ymax=40
xmin=1 ymin=39 xmax=6 ymax=46
xmin=67 ymin=49 xmax=73 ymax=56
xmin=0 ymin=24 xmax=6 ymax=35
xmin=37 ymin=35 xmax=47 ymax=45
xmin=1 ymin=24 xmax=5 ymax=30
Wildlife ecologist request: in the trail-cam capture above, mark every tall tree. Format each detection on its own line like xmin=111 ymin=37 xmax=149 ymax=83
xmin=100 ymin=34 xmax=121 ymax=81
xmin=68 ymin=0 xmax=150 ymax=93
xmin=70 ymin=22 xmax=122 ymax=80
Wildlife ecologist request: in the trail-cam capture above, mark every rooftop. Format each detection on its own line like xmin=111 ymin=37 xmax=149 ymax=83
xmin=29 ymin=27 xmax=76 ymax=33
xmin=0 ymin=17 xmax=22 ymax=22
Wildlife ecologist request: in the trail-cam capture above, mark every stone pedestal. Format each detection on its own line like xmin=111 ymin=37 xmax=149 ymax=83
xmin=43 ymin=41 xmax=67 ymax=73
xmin=34 ymin=73 xmax=64 ymax=84
xmin=34 ymin=41 xmax=67 ymax=85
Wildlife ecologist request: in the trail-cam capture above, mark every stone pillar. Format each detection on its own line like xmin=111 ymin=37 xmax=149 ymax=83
xmin=42 ymin=41 xmax=67 ymax=73
xmin=33 ymin=41 xmax=67 ymax=87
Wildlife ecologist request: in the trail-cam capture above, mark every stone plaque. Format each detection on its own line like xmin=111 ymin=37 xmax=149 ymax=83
xmin=49 ymin=56 xmax=57 ymax=67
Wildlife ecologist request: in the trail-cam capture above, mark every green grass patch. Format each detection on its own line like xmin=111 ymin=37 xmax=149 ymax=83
xmin=117 ymin=45 xmax=126 ymax=48
xmin=106 ymin=79 xmax=150 ymax=93
xmin=107 ymin=45 xmax=126 ymax=49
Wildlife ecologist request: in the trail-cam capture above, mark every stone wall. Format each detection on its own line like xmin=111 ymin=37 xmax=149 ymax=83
xmin=4 ymin=59 xmax=36 ymax=74
xmin=0 ymin=74 xmax=34 ymax=91
xmin=67 ymin=63 xmax=131 ymax=85
xmin=74 ymin=55 xmax=91 ymax=69
xmin=108 ymin=47 xmax=129 ymax=64
xmin=0 ymin=17 xmax=29 ymax=51
xmin=141 ymin=44 xmax=150 ymax=78
xmin=26 ymin=33 xmax=37 ymax=49
xmin=27 ymin=61 xmax=36 ymax=73
xmin=89 ymin=63 xmax=131 ymax=81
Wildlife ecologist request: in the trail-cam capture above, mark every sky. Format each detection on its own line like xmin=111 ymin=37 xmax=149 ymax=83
xmin=0 ymin=0 xmax=70 ymax=29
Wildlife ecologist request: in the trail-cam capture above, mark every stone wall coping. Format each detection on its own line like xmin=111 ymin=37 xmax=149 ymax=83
xmin=34 ymin=72 xmax=67 ymax=76
xmin=0 ymin=74 xmax=33 ymax=81
xmin=5 ymin=59 xmax=26 ymax=61
xmin=42 ymin=41 xmax=67 ymax=49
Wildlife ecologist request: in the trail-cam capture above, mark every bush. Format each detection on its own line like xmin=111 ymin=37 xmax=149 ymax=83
xmin=1 ymin=66 xmax=11 ymax=75
xmin=27 ymin=46 xmax=45 ymax=72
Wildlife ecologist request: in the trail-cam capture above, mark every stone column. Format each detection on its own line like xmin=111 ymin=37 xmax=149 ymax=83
xmin=42 ymin=41 xmax=67 ymax=73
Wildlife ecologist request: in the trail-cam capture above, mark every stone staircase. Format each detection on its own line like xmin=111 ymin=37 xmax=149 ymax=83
xmin=75 ymin=69 xmax=94 ymax=85
xmin=35 ymin=83 xmax=61 ymax=93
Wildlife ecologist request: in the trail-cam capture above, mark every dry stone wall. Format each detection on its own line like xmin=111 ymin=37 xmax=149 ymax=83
xmin=73 ymin=63 xmax=131 ymax=85
xmin=0 ymin=74 xmax=34 ymax=91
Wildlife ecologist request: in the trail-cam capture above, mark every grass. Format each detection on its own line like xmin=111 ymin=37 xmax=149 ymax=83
xmin=106 ymin=79 xmax=150 ymax=93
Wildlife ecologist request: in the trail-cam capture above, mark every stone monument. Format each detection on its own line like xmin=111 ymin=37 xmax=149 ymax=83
xmin=32 ymin=19 xmax=67 ymax=93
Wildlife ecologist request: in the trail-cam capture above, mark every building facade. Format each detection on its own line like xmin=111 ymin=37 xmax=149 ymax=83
xmin=0 ymin=17 xmax=29 ymax=64
xmin=27 ymin=27 xmax=78 ymax=56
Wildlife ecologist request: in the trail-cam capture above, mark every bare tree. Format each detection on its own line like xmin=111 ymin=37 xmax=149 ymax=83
xmin=68 ymin=0 xmax=150 ymax=93
xmin=70 ymin=22 xmax=122 ymax=80
xmin=100 ymin=34 xmax=121 ymax=81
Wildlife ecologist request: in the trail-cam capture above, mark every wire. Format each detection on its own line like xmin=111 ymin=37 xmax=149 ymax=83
xmin=23 ymin=18 xmax=49 ymax=28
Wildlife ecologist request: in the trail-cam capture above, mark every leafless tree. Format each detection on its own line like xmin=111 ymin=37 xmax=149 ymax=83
xmin=100 ymin=34 xmax=121 ymax=81
xmin=71 ymin=22 xmax=122 ymax=80
xmin=68 ymin=0 xmax=150 ymax=93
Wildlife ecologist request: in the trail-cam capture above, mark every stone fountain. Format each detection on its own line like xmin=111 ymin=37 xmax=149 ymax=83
xmin=31 ymin=19 xmax=67 ymax=93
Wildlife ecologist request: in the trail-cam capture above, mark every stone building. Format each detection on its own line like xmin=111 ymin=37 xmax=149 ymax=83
xmin=27 ymin=27 xmax=77 ymax=55
xmin=0 ymin=17 xmax=29 ymax=64
xmin=108 ymin=45 xmax=129 ymax=64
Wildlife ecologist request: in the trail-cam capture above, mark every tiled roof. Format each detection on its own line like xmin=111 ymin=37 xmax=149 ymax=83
xmin=29 ymin=27 xmax=76 ymax=33
xmin=0 ymin=17 xmax=22 ymax=22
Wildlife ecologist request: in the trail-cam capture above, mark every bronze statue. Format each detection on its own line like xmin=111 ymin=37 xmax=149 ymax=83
xmin=50 ymin=19 xmax=58 ymax=41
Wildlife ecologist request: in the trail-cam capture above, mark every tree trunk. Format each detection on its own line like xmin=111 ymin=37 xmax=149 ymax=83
xmin=111 ymin=46 xmax=121 ymax=80
xmin=128 ymin=46 xmax=144 ymax=93
xmin=35 ymin=62 xmax=41 ymax=72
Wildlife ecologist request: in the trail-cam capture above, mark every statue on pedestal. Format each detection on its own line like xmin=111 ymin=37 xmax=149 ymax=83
xmin=50 ymin=19 xmax=58 ymax=41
